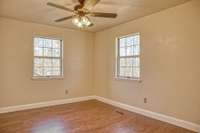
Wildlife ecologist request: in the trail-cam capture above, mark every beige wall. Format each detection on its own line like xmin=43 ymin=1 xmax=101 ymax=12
xmin=0 ymin=17 xmax=94 ymax=107
xmin=94 ymin=0 xmax=200 ymax=124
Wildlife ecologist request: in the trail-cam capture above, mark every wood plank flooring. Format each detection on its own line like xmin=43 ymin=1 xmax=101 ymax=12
xmin=0 ymin=100 xmax=196 ymax=133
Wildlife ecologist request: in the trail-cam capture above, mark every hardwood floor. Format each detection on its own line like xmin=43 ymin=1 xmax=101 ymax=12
xmin=0 ymin=100 xmax=196 ymax=133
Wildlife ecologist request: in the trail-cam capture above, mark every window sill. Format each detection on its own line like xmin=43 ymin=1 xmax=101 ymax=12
xmin=115 ymin=76 xmax=142 ymax=83
xmin=32 ymin=76 xmax=64 ymax=80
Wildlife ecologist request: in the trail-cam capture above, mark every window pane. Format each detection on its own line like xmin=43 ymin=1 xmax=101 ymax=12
xmin=34 ymin=58 xmax=43 ymax=67
xmin=43 ymin=67 xmax=51 ymax=76
xmin=34 ymin=67 xmax=43 ymax=76
xmin=43 ymin=48 xmax=52 ymax=57
xmin=38 ymin=38 xmax=44 ymax=48
xmin=43 ymin=58 xmax=52 ymax=67
xmin=127 ymin=46 xmax=133 ymax=56
xmin=133 ymin=57 xmax=140 ymax=67
xmin=52 ymin=59 xmax=60 ymax=67
xmin=120 ymin=58 xmax=134 ymax=67
xmin=119 ymin=35 xmax=140 ymax=57
xmin=119 ymin=67 xmax=125 ymax=77
xmin=52 ymin=49 xmax=60 ymax=57
xmin=34 ymin=38 xmax=62 ymax=57
xmin=120 ymin=47 xmax=126 ymax=56
xmin=134 ymin=35 xmax=140 ymax=45
xmin=133 ymin=45 xmax=140 ymax=55
xmin=44 ymin=39 xmax=52 ymax=48
xmin=126 ymin=67 xmax=132 ymax=77
xmin=34 ymin=47 xmax=43 ymax=56
xmin=52 ymin=67 xmax=60 ymax=76
xmin=126 ymin=37 xmax=133 ymax=47
xmin=126 ymin=58 xmax=133 ymax=67
xmin=53 ymin=40 xmax=61 ymax=48
xmin=34 ymin=38 xmax=40 ymax=48
xmin=119 ymin=58 xmax=125 ymax=67
xmin=119 ymin=38 xmax=126 ymax=48
xmin=133 ymin=67 xmax=140 ymax=78
xmin=119 ymin=66 xmax=132 ymax=77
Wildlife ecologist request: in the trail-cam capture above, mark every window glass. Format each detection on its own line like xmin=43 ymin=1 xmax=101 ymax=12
xmin=117 ymin=33 xmax=140 ymax=79
xmin=33 ymin=37 xmax=63 ymax=78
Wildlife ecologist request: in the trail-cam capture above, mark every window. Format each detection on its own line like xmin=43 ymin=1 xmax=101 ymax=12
xmin=33 ymin=37 xmax=63 ymax=79
xmin=116 ymin=33 xmax=140 ymax=80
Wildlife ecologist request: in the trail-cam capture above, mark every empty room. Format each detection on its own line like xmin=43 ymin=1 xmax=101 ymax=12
xmin=0 ymin=0 xmax=199 ymax=133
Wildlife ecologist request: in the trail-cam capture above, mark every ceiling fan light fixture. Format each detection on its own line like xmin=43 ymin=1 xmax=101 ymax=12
xmin=72 ymin=15 xmax=92 ymax=28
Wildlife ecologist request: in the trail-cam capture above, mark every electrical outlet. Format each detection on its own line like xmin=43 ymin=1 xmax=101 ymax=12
xmin=144 ymin=97 xmax=147 ymax=104
xmin=65 ymin=90 xmax=69 ymax=95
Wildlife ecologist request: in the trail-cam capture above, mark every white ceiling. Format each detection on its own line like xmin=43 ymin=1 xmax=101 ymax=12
xmin=0 ymin=0 xmax=189 ymax=32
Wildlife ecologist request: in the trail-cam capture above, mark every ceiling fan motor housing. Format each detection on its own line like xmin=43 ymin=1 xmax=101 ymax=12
xmin=74 ymin=4 xmax=84 ymax=11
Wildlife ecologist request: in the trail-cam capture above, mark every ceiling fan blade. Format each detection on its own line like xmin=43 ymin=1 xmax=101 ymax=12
xmin=90 ymin=12 xmax=117 ymax=18
xmin=89 ymin=23 xmax=94 ymax=27
xmin=55 ymin=16 xmax=74 ymax=22
xmin=47 ymin=2 xmax=74 ymax=12
xmin=83 ymin=0 xmax=100 ymax=9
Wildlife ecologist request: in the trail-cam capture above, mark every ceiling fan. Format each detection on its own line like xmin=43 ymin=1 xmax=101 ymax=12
xmin=47 ymin=0 xmax=117 ymax=28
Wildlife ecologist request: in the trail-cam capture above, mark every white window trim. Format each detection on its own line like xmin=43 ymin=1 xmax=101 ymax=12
xmin=115 ymin=33 xmax=141 ymax=81
xmin=32 ymin=36 xmax=64 ymax=80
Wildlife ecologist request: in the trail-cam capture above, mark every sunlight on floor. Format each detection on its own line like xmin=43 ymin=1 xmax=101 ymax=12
xmin=31 ymin=119 xmax=66 ymax=133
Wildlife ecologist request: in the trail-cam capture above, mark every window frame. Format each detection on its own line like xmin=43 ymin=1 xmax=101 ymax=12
xmin=115 ymin=33 xmax=141 ymax=81
xmin=32 ymin=36 xmax=64 ymax=80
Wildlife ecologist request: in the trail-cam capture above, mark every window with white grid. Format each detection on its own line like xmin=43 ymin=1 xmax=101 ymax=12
xmin=116 ymin=33 xmax=140 ymax=80
xmin=33 ymin=37 xmax=63 ymax=79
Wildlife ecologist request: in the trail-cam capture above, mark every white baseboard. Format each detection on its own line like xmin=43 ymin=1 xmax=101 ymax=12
xmin=0 ymin=95 xmax=199 ymax=132
xmin=0 ymin=96 xmax=94 ymax=114
xmin=94 ymin=96 xmax=200 ymax=133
